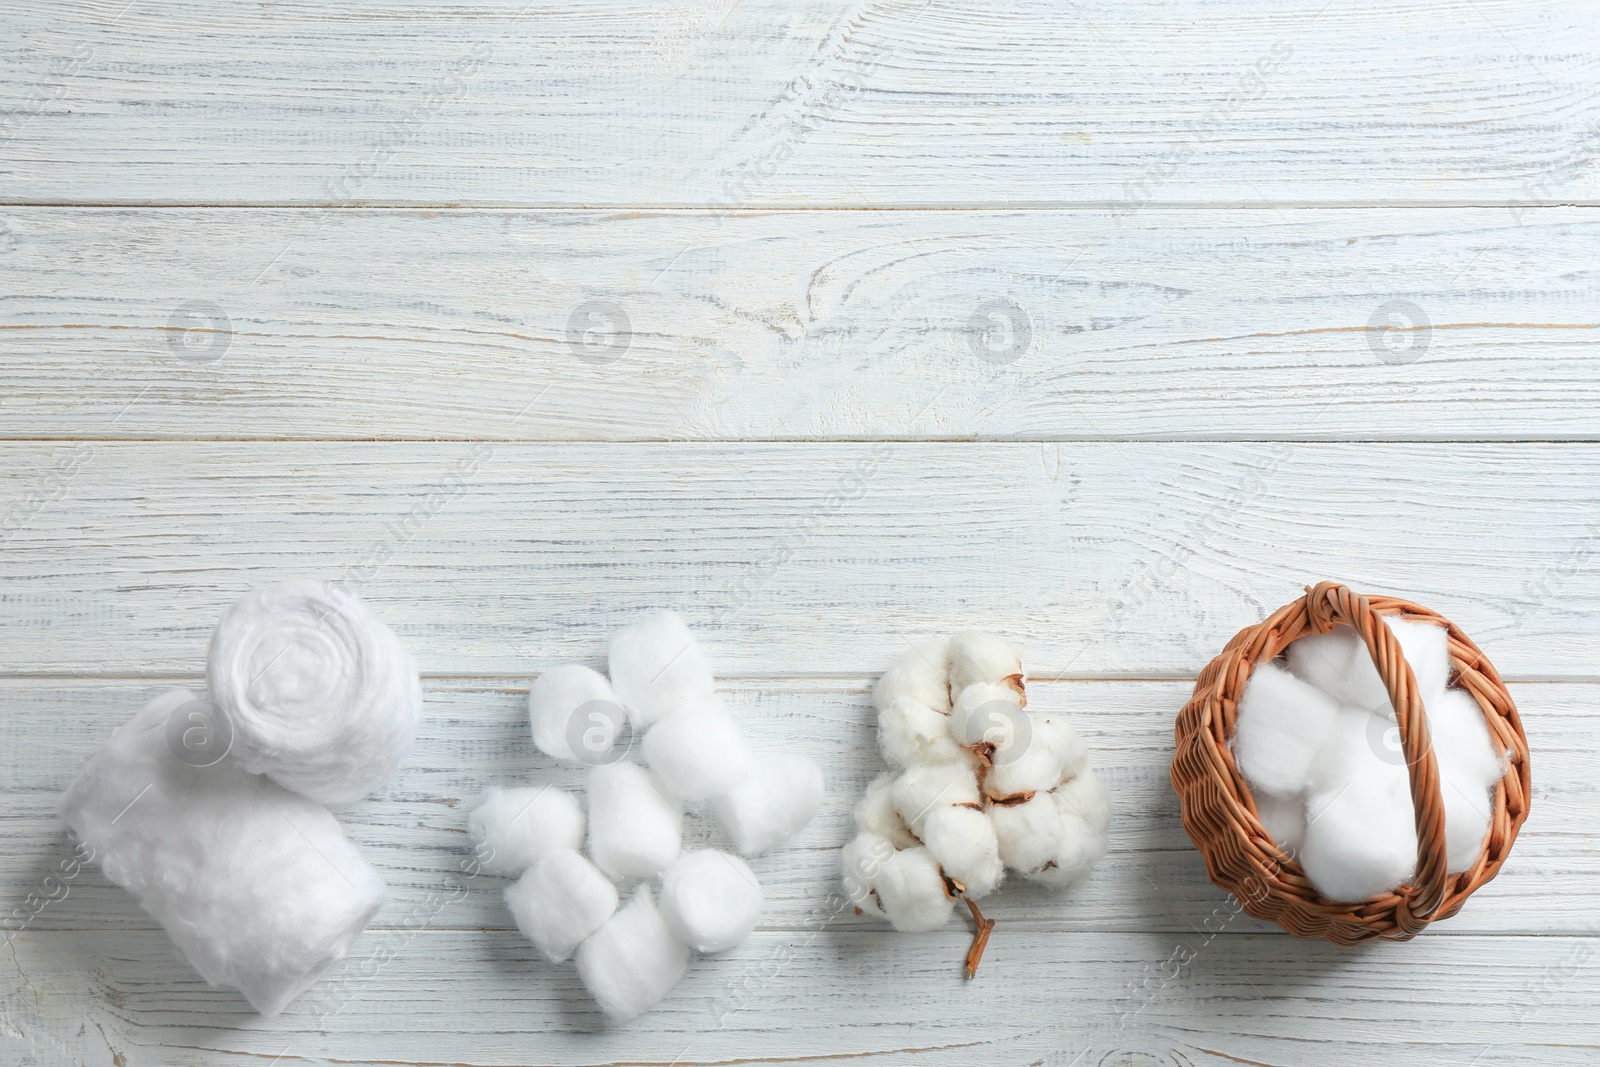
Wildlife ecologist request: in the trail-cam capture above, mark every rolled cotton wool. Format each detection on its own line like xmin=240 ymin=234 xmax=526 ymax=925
xmin=505 ymin=848 xmax=618 ymax=963
xmin=710 ymin=751 xmax=824 ymax=856
xmin=467 ymin=785 xmax=585 ymax=877
xmin=529 ymin=664 xmax=619 ymax=763
xmin=1287 ymin=618 xmax=1451 ymax=718
xmin=1232 ymin=660 xmax=1341 ymax=798
xmin=1299 ymin=774 xmax=1419 ymax=902
xmin=575 ymin=886 xmax=691 ymax=1023
xmin=872 ymin=846 xmax=957 ymax=932
xmin=608 ymin=610 xmax=715 ymax=730
xmin=1428 ymin=687 xmax=1507 ymax=871
xmin=1253 ymin=792 xmax=1307 ymax=853
xmin=640 ymin=696 xmax=753 ymax=804
xmin=59 ymin=689 xmax=386 ymax=1016
xmin=587 ymin=761 xmax=683 ymax=879
xmin=206 ymin=579 xmax=421 ymax=805
xmin=658 ymin=849 xmax=763 ymax=954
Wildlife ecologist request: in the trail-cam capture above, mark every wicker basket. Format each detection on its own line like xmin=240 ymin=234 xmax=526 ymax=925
xmin=1171 ymin=581 xmax=1531 ymax=943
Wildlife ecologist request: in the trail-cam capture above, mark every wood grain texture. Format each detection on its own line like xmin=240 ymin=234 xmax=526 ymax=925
xmin=3 ymin=207 xmax=1599 ymax=441
xmin=3 ymin=0 xmax=1599 ymax=206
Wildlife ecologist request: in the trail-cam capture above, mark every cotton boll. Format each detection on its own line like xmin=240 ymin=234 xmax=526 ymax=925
xmin=608 ymin=610 xmax=716 ymax=731
xmin=640 ymin=697 xmax=753 ymax=804
xmin=1253 ymin=792 xmax=1307 ymax=853
xmin=892 ymin=762 xmax=980 ymax=839
xmin=1052 ymin=768 xmax=1112 ymax=837
xmin=1300 ymin=776 xmax=1418 ymax=902
xmin=1232 ymin=661 xmax=1341 ymax=798
xmin=528 ymin=664 xmax=618 ymax=763
xmin=950 ymin=683 xmax=1023 ymax=747
xmin=1029 ymin=713 xmax=1089 ymax=781
xmin=873 ymin=637 xmax=953 ymax=714
xmin=841 ymin=831 xmax=897 ymax=915
xmin=575 ymin=886 xmax=691 ymax=1023
xmin=853 ymin=773 xmax=917 ymax=849
xmin=877 ymin=697 xmax=966 ymax=768
xmin=710 ymin=752 xmax=824 ymax=856
xmin=658 ymin=850 xmax=763 ymax=954
xmin=920 ymin=805 xmax=1003 ymax=899
xmin=989 ymin=792 xmax=1062 ymax=873
xmin=504 ymin=849 xmax=617 ymax=963
xmin=587 ymin=762 xmax=683 ymax=879
xmin=1022 ymin=802 xmax=1109 ymax=888
xmin=873 ymin=847 xmax=957 ymax=932
xmin=983 ymin=710 xmax=1077 ymax=801
xmin=467 ymin=786 xmax=585 ymax=877
xmin=1429 ymin=688 xmax=1507 ymax=789
xmin=948 ymin=630 xmax=1025 ymax=696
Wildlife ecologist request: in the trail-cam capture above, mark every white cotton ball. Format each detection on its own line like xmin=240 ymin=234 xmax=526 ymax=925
xmin=608 ymin=610 xmax=716 ymax=731
xmin=1429 ymin=688 xmax=1507 ymax=790
xmin=1253 ymin=792 xmax=1307 ymax=853
xmin=1300 ymin=775 xmax=1418 ymax=902
xmin=920 ymin=805 xmax=1004 ymax=899
xmin=709 ymin=752 xmax=824 ymax=856
xmin=575 ymin=886 xmax=691 ymax=1023
xmin=873 ymin=846 xmax=957 ymax=932
xmin=950 ymin=682 xmax=1023 ymax=746
xmin=1376 ymin=616 xmax=1453 ymax=718
xmin=877 ymin=697 xmax=966 ymax=768
xmin=948 ymin=630 xmax=1025 ymax=695
xmin=1306 ymin=707 xmax=1409 ymax=799
xmin=658 ymin=850 xmax=763 ymax=954
xmin=1285 ymin=625 xmax=1372 ymax=709
xmin=873 ymin=637 xmax=953 ymax=714
xmin=891 ymin=762 xmax=980 ymax=839
xmin=989 ymin=792 xmax=1062 ymax=874
xmin=587 ymin=762 xmax=683 ymax=880
xmin=528 ymin=664 xmax=618 ymax=763
xmin=841 ymin=831 xmax=897 ymax=915
xmin=504 ymin=849 xmax=617 ymax=963
xmin=640 ymin=697 xmax=753 ymax=804
xmin=206 ymin=579 xmax=421 ymax=805
xmin=467 ymin=786 xmax=584 ymax=877
xmin=1287 ymin=618 xmax=1452 ymax=717
xmin=1232 ymin=660 xmax=1341 ymax=798
xmin=853 ymin=772 xmax=918 ymax=849
xmin=1440 ymin=771 xmax=1495 ymax=873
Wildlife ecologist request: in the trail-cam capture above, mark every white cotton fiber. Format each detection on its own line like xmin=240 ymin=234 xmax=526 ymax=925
xmin=658 ymin=850 xmax=763 ymax=954
xmin=989 ymin=792 xmax=1061 ymax=874
xmin=1253 ymin=792 xmax=1307 ymax=853
xmin=891 ymin=762 xmax=981 ymax=839
xmin=841 ymin=831 xmax=896 ymax=915
xmin=854 ymin=772 xmax=918 ymax=849
xmin=528 ymin=664 xmax=618 ymax=763
xmin=874 ymin=637 xmax=953 ymax=714
xmin=504 ymin=849 xmax=617 ymax=962
xmin=920 ymin=805 xmax=1003 ymax=899
xmin=1440 ymin=774 xmax=1495 ymax=873
xmin=1287 ymin=618 xmax=1451 ymax=718
xmin=950 ymin=682 xmax=1023 ymax=747
xmin=1023 ymin=771 xmax=1111 ymax=888
xmin=575 ymin=886 xmax=691 ymax=1022
xmin=206 ymin=579 xmax=421 ymax=804
xmin=467 ymin=785 xmax=585 ymax=877
xmin=640 ymin=697 xmax=753 ymax=804
xmin=1300 ymin=775 xmax=1418 ymax=902
xmin=58 ymin=689 xmax=386 ymax=1017
xmin=983 ymin=708 xmax=1085 ymax=801
xmin=948 ymin=630 xmax=1024 ymax=695
xmin=587 ymin=761 xmax=683 ymax=879
xmin=1428 ymin=688 xmax=1505 ymax=872
xmin=1053 ymin=768 xmax=1113 ymax=838
xmin=1232 ymin=660 xmax=1341 ymax=797
xmin=877 ymin=696 xmax=965 ymax=768
xmin=1306 ymin=707 xmax=1409 ymax=798
xmin=608 ymin=610 xmax=716 ymax=730
xmin=873 ymin=846 xmax=957 ymax=932
xmin=710 ymin=752 xmax=825 ymax=856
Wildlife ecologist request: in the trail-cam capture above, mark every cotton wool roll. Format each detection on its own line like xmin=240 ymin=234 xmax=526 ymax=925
xmin=1429 ymin=688 xmax=1507 ymax=789
xmin=920 ymin=805 xmax=1003 ymax=899
xmin=608 ymin=610 xmax=716 ymax=730
xmin=1307 ymin=707 xmax=1409 ymax=798
xmin=988 ymin=791 xmax=1062 ymax=874
xmin=1232 ymin=661 xmax=1341 ymax=798
xmin=710 ymin=751 xmax=825 ymax=856
xmin=891 ymin=762 xmax=981 ymax=839
xmin=206 ymin=579 xmax=421 ymax=805
xmin=853 ymin=772 xmax=918 ymax=849
xmin=1300 ymin=775 xmax=1419 ymax=902
xmin=1253 ymin=792 xmax=1307 ymax=853
xmin=528 ymin=664 xmax=618 ymax=763
xmin=505 ymin=849 xmax=617 ymax=963
xmin=640 ymin=697 xmax=753 ymax=804
xmin=873 ymin=637 xmax=953 ymax=714
xmin=659 ymin=850 xmax=763 ymax=954
xmin=467 ymin=785 xmax=585 ymax=877
xmin=877 ymin=696 xmax=966 ymax=768
xmin=948 ymin=630 xmax=1025 ymax=696
xmin=872 ymin=846 xmax=957 ymax=932
xmin=575 ymin=886 xmax=691 ymax=1023
xmin=587 ymin=761 xmax=683 ymax=879
xmin=841 ymin=831 xmax=896 ymax=915
xmin=58 ymin=689 xmax=385 ymax=1017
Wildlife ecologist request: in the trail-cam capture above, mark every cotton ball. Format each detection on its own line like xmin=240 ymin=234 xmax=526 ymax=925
xmin=841 ymin=831 xmax=897 ymax=915
xmin=1253 ymin=792 xmax=1307 ymax=854
xmin=921 ymin=805 xmax=1003 ymax=899
xmin=587 ymin=761 xmax=683 ymax=880
xmin=878 ymin=697 xmax=966 ymax=768
xmin=504 ymin=849 xmax=617 ymax=963
xmin=1300 ymin=776 xmax=1418 ymax=902
xmin=640 ymin=697 xmax=753 ymax=804
xmin=989 ymin=792 xmax=1062 ymax=874
xmin=873 ymin=847 xmax=957 ymax=932
xmin=948 ymin=630 xmax=1025 ymax=695
xmin=710 ymin=752 xmax=824 ymax=856
xmin=874 ymin=637 xmax=953 ymax=714
xmin=1306 ymin=707 xmax=1409 ymax=799
xmin=608 ymin=610 xmax=715 ymax=731
xmin=528 ymin=664 xmax=618 ymax=763
xmin=1232 ymin=660 xmax=1341 ymax=798
xmin=1376 ymin=616 xmax=1454 ymax=717
xmin=950 ymin=683 xmax=1022 ymax=746
xmin=1429 ymin=688 xmax=1507 ymax=789
xmin=467 ymin=785 xmax=585 ymax=877
xmin=575 ymin=886 xmax=691 ymax=1023
xmin=891 ymin=762 xmax=980 ymax=839
xmin=659 ymin=850 xmax=763 ymax=954
xmin=1287 ymin=618 xmax=1452 ymax=717
xmin=1285 ymin=625 xmax=1370 ymax=708
xmin=853 ymin=772 xmax=917 ymax=849
xmin=1440 ymin=773 xmax=1495 ymax=873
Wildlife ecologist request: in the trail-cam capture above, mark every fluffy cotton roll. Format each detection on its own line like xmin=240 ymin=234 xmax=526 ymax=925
xmin=710 ymin=752 xmax=825 ymax=856
xmin=467 ymin=785 xmax=585 ymax=876
xmin=1285 ymin=625 xmax=1371 ymax=709
xmin=891 ymin=762 xmax=981 ymax=839
xmin=873 ymin=846 xmax=957 ymax=932
xmin=528 ymin=664 xmax=618 ymax=763
xmin=948 ymin=630 xmax=1025 ymax=695
xmin=608 ymin=610 xmax=716 ymax=731
xmin=58 ymin=690 xmax=386 ymax=1017
xmin=575 ymin=886 xmax=691 ymax=1022
xmin=659 ymin=850 xmax=763 ymax=954
xmin=1232 ymin=661 xmax=1341 ymax=797
xmin=587 ymin=762 xmax=683 ymax=879
xmin=989 ymin=792 xmax=1062 ymax=874
xmin=640 ymin=697 xmax=753 ymax=804
xmin=853 ymin=772 xmax=918 ymax=849
xmin=1307 ymin=707 xmax=1409 ymax=798
xmin=841 ymin=831 xmax=897 ymax=915
xmin=920 ymin=805 xmax=1003 ymax=899
xmin=1300 ymin=776 xmax=1419 ymax=902
xmin=1253 ymin=792 xmax=1307 ymax=853
xmin=873 ymin=637 xmax=953 ymax=714
xmin=206 ymin=579 xmax=421 ymax=804
xmin=877 ymin=697 xmax=966 ymax=768
xmin=505 ymin=849 xmax=617 ymax=963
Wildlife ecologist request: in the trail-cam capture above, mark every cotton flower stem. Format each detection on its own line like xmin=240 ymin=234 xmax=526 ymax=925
xmin=962 ymin=897 xmax=995 ymax=980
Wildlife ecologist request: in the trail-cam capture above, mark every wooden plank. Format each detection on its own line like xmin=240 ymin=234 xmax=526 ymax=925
xmin=3 ymin=1 xmax=1599 ymax=207
xmin=3 ymin=207 xmax=1600 ymax=442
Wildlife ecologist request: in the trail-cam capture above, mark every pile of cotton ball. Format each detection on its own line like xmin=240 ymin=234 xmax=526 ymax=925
xmin=1233 ymin=616 xmax=1508 ymax=903
xmin=468 ymin=610 xmax=824 ymax=1022
xmin=841 ymin=632 xmax=1110 ymax=964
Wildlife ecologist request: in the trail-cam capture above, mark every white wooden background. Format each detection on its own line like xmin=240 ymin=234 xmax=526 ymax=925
xmin=4 ymin=1 xmax=1599 ymax=1064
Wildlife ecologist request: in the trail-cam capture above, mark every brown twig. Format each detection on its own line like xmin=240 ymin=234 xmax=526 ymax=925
xmin=962 ymin=897 xmax=996 ymax=979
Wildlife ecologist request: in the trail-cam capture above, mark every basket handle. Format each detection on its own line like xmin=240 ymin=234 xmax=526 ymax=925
xmin=1304 ymin=581 xmax=1450 ymax=932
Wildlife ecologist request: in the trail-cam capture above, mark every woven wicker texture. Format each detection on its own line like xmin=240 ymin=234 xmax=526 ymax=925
xmin=1171 ymin=582 xmax=1531 ymax=944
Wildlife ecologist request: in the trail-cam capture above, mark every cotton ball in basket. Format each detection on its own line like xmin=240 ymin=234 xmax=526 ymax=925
xmin=505 ymin=848 xmax=617 ymax=963
xmin=658 ymin=849 xmax=763 ymax=954
xmin=467 ymin=785 xmax=585 ymax=877
xmin=1286 ymin=618 xmax=1451 ymax=718
xmin=206 ymin=579 xmax=421 ymax=804
xmin=640 ymin=696 xmax=753 ymax=804
xmin=575 ymin=886 xmax=691 ymax=1023
xmin=711 ymin=751 xmax=824 ymax=856
xmin=1253 ymin=792 xmax=1307 ymax=854
xmin=1429 ymin=687 xmax=1508 ymax=871
xmin=608 ymin=610 xmax=715 ymax=730
xmin=529 ymin=664 xmax=619 ymax=763
xmin=588 ymin=761 xmax=683 ymax=879
xmin=1300 ymin=774 xmax=1419 ymax=902
xmin=1232 ymin=660 xmax=1340 ymax=798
